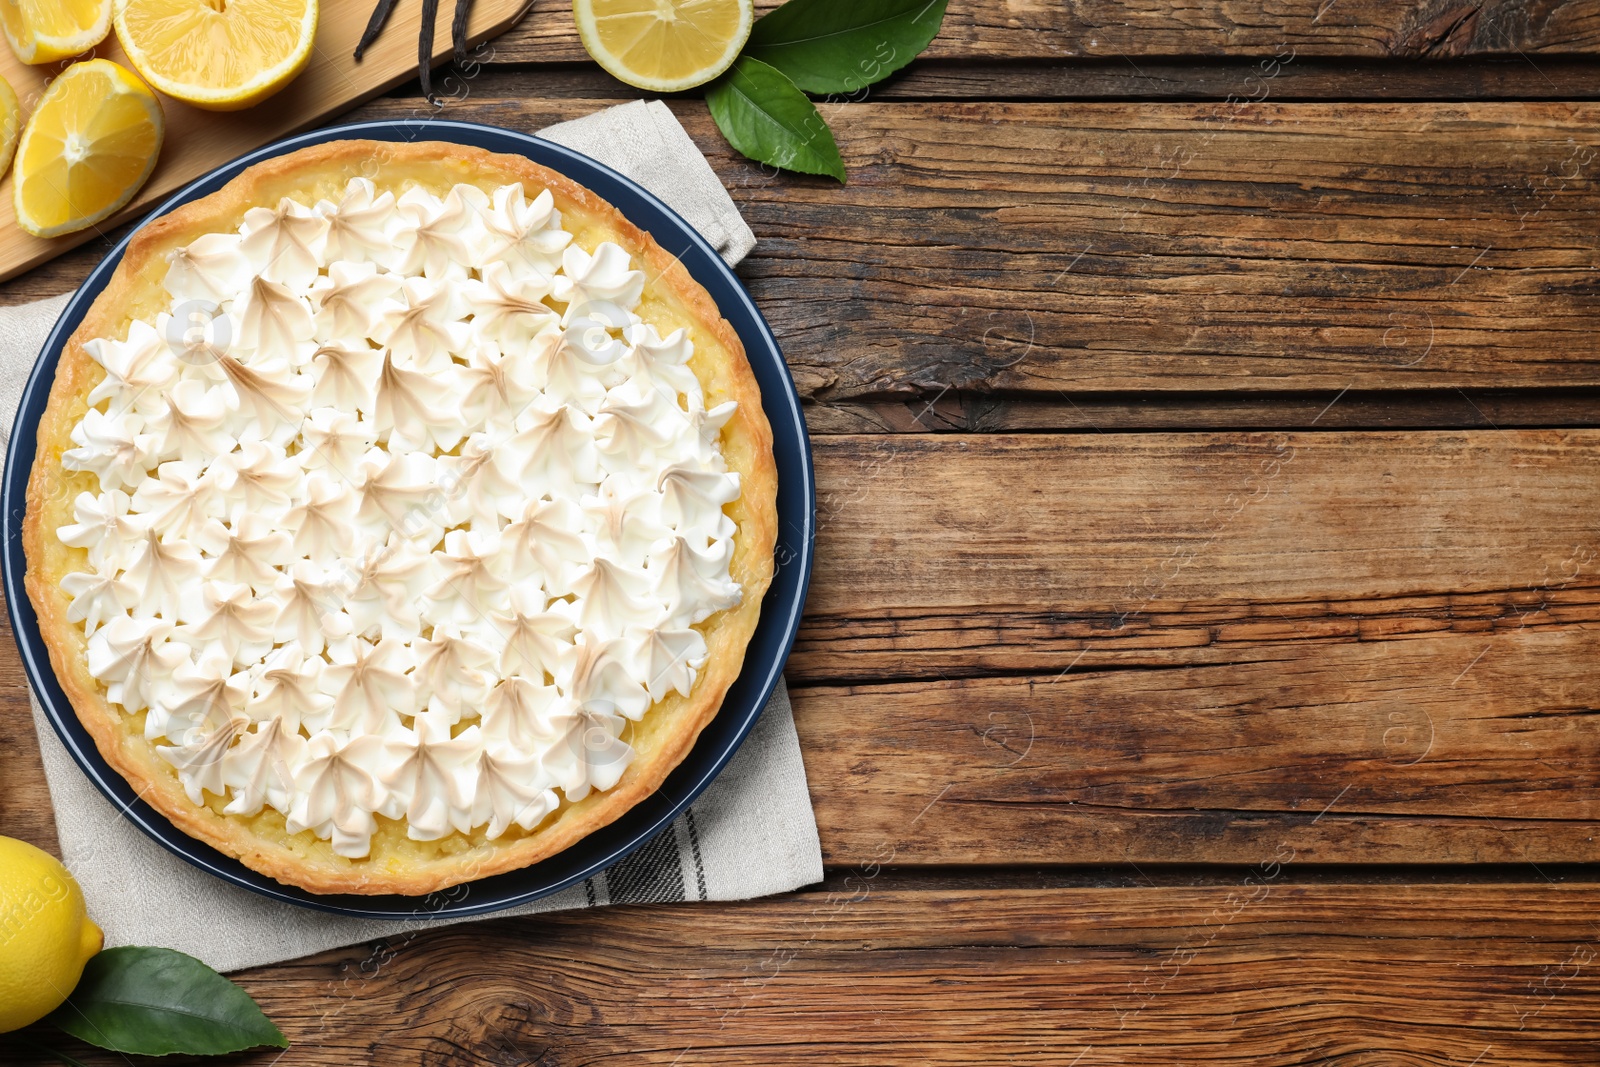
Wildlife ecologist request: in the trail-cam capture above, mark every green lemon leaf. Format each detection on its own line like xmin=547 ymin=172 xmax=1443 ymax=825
xmin=706 ymin=57 xmax=846 ymax=182
xmin=45 ymin=947 xmax=287 ymax=1056
xmin=745 ymin=0 xmax=948 ymax=95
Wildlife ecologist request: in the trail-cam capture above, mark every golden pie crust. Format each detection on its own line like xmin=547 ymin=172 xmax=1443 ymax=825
xmin=23 ymin=139 xmax=777 ymax=895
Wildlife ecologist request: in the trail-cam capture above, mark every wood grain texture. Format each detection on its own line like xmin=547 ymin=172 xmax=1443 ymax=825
xmin=797 ymin=430 xmax=1600 ymax=660
xmin=806 ymin=387 xmax=1600 ymax=433
xmin=799 ymin=628 xmax=1600 ymax=865
xmin=492 ymin=0 xmax=1600 ymax=61
xmin=0 ymin=0 xmax=532 ymax=281
xmin=7 ymin=430 xmax=1599 ymax=866
xmin=10 ymin=882 xmax=1600 ymax=1065
xmin=869 ymin=56 xmax=1600 ymax=101
xmin=7 ymin=97 xmax=1599 ymax=406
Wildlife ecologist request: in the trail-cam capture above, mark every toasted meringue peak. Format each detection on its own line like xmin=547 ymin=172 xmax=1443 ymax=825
xmin=455 ymin=340 xmax=539 ymax=425
xmin=241 ymin=197 xmax=331 ymax=286
xmin=120 ymin=527 xmax=204 ymax=622
xmin=322 ymin=636 xmax=414 ymax=735
xmin=375 ymin=275 xmax=467 ymax=372
xmin=214 ymin=352 xmax=312 ymax=433
xmin=482 ymin=676 xmax=560 ymax=753
xmin=438 ymin=432 xmax=522 ymax=526
xmin=249 ymin=644 xmax=331 ymax=731
xmin=149 ymin=646 xmax=251 ymax=747
xmin=237 ymin=274 xmax=315 ymax=354
xmin=639 ymin=625 xmax=709 ymax=702
xmin=222 ymin=715 xmax=307 ymax=817
xmin=282 ymin=471 xmax=358 ymax=558
xmin=394 ymin=185 xmax=487 ymax=279
xmin=559 ymin=633 xmax=650 ymax=720
xmin=208 ymin=440 xmax=301 ymax=514
xmin=181 ymin=581 xmax=277 ymax=664
xmin=60 ymin=567 xmax=134 ymax=635
xmin=379 ymin=710 xmax=483 ymax=840
xmin=131 ymin=460 xmax=216 ymax=542
xmin=164 ymin=232 xmax=251 ymax=304
xmin=650 ymin=535 xmax=742 ymax=626
xmin=271 ymin=560 xmax=342 ymax=654
xmin=374 ymin=349 xmax=462 ymax=452
xmin=491 ymin=593 xmax=573 ymax=680
xmin=62 ymin=408 xmax=157 ymax=490
xmin=158 ymin=710 xmax=250 ymax=805
xmin=145 ymin=380 xmax=235 ymax=464
xmin=425 ymin=528 xmax=507 ymax=625
xmin=569 ymin=557 xmax=656 ymax=640
xmin=196 ymin=514 xmax=293 ymax=590
xmin=508 ymin=400 xmax=601 ymax=493
xmin=341 ymin=533 xmax=432 ymax=639
xmin=354 ymin=449 xmax=442 ymax=542
xmin=472 ymin=744 xmax=559 ymax=839
xmin=465 ymin=260 xmax=559 ymax=345
xmin=553 ymin=242 xmax=644 ymax=317
xmin=310 ymin=262 xmax=403 ymax=340
xmin=299 ymin=408 xmax=376 ymax=475
xmin=86 ymin=320 xmax=180 ymax=414
xmin=539 ymin=699 xmax=634 ymax=802
xmin=58 ymin=489 xmax=146 ymax=572
xmin=307 ymin=339 xmax=382 ymax=412
xmin=87 ymin=614 xmax=182 ymax=712
xmin=316 ymin=178 xmax=400 ymax=266
xmin=499 ymin=497 xmax=589 ymax=591
xmin=411 ymin=623 xmax=496 ymax=718
xmin=287 ymin=731 xmax=387 ymax=857
xmin=483 ymin=183 xmax=570 ymax=275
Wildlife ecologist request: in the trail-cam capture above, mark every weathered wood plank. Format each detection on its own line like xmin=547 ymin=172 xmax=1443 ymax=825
xmin=798 ymin=628 xmax=1600 ymax=865
xmin=715 ymin=100 xmax=1600 ymax=401
xmin=7 ymin=430 xmax=1599 ymax=865
xmin=806 ymin=387 xmax=1600 ymax=433
xmin=801 ymin=429 xmax=1600 ymax=630
xmin=489 ymin=0 xmax=1600 ymax=62
xmin=381 ymin=58 xmax=1600 ymax=104
xmin=14 ymin=98 xmax=1599 ymax=402
xmin=11 ymin=882 xmax=1600 ymax=1065
xmin=870 ymin=56 xmax=1600 ymax=101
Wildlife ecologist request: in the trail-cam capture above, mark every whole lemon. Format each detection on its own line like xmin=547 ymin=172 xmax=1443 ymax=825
xmin=0 ymin=836 xmax=102 ymax=1033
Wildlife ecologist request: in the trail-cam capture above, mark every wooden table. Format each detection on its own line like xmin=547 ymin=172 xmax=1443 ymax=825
xmin=5 ymin=2 xmax=1600 ymax=1062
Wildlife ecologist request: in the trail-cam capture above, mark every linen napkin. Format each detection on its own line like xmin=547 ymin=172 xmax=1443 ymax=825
xmin=1 ymin=101 xmax=819 ymax=974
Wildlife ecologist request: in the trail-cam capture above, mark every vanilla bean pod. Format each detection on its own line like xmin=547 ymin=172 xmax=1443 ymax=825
xmin=419 ymin=0 xmax=440 ymax=101
xmin=353 ymin=0 xmax=398 ymax=60
xmin=452 ymin=0 xmax=475 ymax=63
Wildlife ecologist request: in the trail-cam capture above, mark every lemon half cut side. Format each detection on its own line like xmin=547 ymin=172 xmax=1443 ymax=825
xmin=13 ymin=59 xmax=165 ymax=239
xmin=574 ymin=0 xmax=754 ymax=93
xmin=114 ymin=0 xmax=318 ymax=111
xmin=0 ymin=0 xmax=112 ymax=65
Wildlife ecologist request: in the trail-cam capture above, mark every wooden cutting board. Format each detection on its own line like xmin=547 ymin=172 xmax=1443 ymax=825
xmin=0 ymin=0 xmax=535 ymax=282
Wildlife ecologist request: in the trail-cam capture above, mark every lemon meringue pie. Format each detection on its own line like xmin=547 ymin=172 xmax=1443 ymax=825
xmin=24 ymin=140 xmax=777 ymax=895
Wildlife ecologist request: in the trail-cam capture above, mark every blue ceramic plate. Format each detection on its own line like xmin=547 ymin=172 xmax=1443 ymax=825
xmin=1 ymin=119 xmax=814 ymax=919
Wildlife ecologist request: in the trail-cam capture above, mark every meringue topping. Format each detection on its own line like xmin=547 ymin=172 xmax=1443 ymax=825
xmin=58 ymin=177 xmax=746 ymax=858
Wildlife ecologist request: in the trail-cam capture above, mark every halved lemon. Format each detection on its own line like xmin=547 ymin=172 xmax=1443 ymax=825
xmin=14 ymin=59 xmax=164 ymax=239
xmin=574 ymin=0 xmax=753 ymax=93
xmin=0 ymin=0 xmax=112 ymax=65
xmin=113 ymin=0 xmax=318 ymax=112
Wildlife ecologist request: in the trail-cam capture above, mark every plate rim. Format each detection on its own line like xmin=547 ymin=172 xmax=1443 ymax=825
xmin=1 ymin=117 xmax=815 ymax=920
